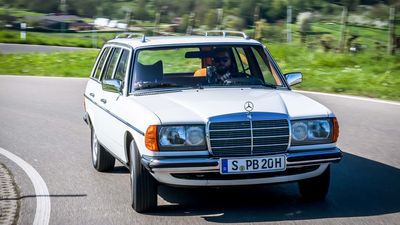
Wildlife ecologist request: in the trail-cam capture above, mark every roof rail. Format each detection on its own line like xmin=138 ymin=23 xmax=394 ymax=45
xmin=115 ymin=32 xmax=147 ymax=42
xmin=205 ymin=30 xmax=249 ymax=39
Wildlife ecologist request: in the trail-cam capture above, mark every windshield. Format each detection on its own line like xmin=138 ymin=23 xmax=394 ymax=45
xmin=131 ymin=45 xmax=284 ymax=91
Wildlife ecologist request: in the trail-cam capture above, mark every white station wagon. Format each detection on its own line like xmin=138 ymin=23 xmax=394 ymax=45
xmin=83 ymin=31 xmax=342 ymax=212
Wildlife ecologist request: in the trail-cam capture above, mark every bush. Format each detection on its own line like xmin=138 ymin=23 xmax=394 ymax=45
xmin=320 ymin=34 xmax=336 ymax=52
xmin=223 ymin=15 xmax=245 ymax=30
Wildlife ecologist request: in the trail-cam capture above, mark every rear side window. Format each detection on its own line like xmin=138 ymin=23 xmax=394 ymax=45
xmin=114 ymin=49 xmax=130 ymax=82
xmin=102 ymin=48 xmax=122 ymax=81
xmin=93 ymin=47 xmax=110 ymax=80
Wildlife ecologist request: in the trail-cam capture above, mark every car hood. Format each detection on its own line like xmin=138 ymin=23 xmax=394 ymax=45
xmin=130 ymin=88 xmax=332 ymax=124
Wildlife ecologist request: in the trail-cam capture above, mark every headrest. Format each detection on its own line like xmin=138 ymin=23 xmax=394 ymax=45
xmin=135 ymin=60 xmax=163 ymax=83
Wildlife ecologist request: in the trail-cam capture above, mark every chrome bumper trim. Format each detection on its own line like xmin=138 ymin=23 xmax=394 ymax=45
xmin=141 ymin=147 xmax=342 ymax=174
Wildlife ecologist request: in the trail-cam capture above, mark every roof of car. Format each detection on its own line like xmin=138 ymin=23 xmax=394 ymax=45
xmin=106 ymin=35 xmax=262 ymax=49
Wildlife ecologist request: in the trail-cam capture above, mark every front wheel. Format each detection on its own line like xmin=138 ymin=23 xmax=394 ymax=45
xmin=298 ymin=165 xmax=330 ymax=201
xmin=129 ymin=140 xmax=157 ymax=213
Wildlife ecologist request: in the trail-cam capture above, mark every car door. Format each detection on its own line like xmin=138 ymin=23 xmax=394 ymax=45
xmin=98 ymin=47 xmax=132 ymax=162
xmin=85 ymin=46 xmax=111 ymax=144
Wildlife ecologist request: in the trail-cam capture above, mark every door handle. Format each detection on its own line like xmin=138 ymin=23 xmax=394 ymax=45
xmin=89 ymin=93 xmax=95 ymax=97
xmin=100 ymin=99 xmax=107 ymax=104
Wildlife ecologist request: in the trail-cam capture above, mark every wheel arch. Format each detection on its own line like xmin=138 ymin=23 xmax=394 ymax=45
xmin=124 ymin=131 xmax=134 ymax=166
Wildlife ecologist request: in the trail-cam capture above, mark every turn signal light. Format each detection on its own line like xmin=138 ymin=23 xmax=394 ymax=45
xmin=332 ymin=117 xmax=339 ymax=143
xmin=145 ymin=125 xmax=159 ymax=151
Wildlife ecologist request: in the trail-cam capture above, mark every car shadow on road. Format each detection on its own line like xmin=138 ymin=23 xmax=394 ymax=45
xmin=108 ymin=165 xmax=129 ymax=174
xmin=149 ymin=152 xmax=400 ymax=223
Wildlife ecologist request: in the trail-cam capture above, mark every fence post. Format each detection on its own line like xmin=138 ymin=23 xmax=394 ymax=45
xmin=287 ymin=5 xmax=292 ymax=43
xmin=20 ymin=23 xmax=26 ymax=41
xmin=338 ymin=6 xmax=348 ymax=52
xmin=388 ymin=6 xmax=395 ymax=55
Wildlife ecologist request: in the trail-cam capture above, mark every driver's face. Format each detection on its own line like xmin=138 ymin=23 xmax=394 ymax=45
xmin=213 ymin=52 xmax=231 ymax=73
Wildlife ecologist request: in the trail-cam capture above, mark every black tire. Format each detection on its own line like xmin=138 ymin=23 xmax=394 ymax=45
xmin=298 ymin=165 xmax=330 ymax=201
xmin=90 ymin=126 xmax=115 ymax=172
xmin=129 ymin=140 xmax=157 ymax=213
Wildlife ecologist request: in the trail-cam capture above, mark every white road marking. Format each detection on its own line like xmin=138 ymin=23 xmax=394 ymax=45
xmin=0 ymin=147 xmax=50 ymax=225
xmin=296 ymin=90 xmax=400 ymax=106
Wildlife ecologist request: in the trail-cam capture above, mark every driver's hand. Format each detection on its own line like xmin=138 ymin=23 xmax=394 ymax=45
xmin=223 ymin=79 xmax=233 ymax=85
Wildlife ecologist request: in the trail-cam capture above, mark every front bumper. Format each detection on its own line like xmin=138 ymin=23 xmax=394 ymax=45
xmin=141 ymin=147 xmax=342 ymax=186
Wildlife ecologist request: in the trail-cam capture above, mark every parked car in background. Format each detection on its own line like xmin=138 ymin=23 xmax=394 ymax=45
xmin=83 ymin=31 xmax=342 ymax=212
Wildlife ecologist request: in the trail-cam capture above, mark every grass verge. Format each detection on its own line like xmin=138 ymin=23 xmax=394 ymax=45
xmin=268 ymin=44 xmax=400 ymax=101
xmin=0 ymin=50 xmax=99 ymax=77
xmin=0 ymin=44 xmax=399 ymax=101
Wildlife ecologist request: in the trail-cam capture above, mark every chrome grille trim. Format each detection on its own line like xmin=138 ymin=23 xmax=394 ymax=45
xmin=210 ymin=134 xmax=289 ymax=141
xmin=250 ymin=116 xmax=254 ymax=155
xmin=207 ymin=113 xmax=290 ymax=157
xmin=211 ymin=143 xmax=288 ymax=149
xmin=209 ymin=126 xmax=288 ymax=132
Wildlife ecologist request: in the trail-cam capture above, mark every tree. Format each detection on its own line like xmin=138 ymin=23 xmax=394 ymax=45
xmin=134 ymin=0 xmax=150 ymax=20
xmin=239 ymin=0 xmax=257 ymax=26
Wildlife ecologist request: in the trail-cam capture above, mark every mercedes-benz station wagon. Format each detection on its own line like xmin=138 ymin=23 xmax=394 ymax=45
xmin=83 ymin=31 xmax=342 ymax=212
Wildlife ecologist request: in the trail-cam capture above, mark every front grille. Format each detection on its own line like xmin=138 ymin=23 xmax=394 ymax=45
xmin=209 ymin=119 xmax=289 ymax=156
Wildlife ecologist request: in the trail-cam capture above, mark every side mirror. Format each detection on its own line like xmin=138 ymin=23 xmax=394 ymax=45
xmin=102 ymin=79 xmax=123 ymax=93
xmin=285 ymin=72 xmax=302 ymax=86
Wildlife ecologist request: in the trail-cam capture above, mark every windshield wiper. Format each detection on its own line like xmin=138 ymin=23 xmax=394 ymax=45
xmin=134 ymin=82 xmax=182 ymax=90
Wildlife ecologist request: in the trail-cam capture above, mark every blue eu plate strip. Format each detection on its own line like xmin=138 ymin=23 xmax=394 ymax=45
xmin=221 ymin=159 xmax=228 ymax=173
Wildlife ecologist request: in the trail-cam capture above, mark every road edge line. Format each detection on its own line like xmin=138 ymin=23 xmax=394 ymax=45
xmin=295 ymin=90 xmax=400 ymax=106
xmin=0 ymin=147 xmax=50 ymax=225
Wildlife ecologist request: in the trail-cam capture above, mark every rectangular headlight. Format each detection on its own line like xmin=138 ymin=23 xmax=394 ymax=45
xmin=291 ymin=118 xmax=334 ymax=146
xmin=158 ymin=125 xmax=206 ymax=151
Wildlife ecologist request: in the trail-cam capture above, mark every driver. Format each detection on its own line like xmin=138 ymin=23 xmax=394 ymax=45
xmin=211 ymin=48 xmax=234 ymax=83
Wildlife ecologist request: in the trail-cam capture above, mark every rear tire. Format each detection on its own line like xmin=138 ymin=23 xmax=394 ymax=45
xmin=129 ymin=140 xmax=157 ymax=213
xmin=90 ymin=126 xmax=115 ymax=172
xmin=298 ymin=165 xmax=330 ymax=201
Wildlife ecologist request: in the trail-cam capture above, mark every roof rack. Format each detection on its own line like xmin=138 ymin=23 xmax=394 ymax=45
xmin=205 ymin=30 xmax=249 ymax=39
xmin=115 ymin=32 xmax=147 ymax=42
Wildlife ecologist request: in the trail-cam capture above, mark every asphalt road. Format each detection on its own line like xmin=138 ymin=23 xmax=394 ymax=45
xmin=0 ymin=43 xmax=94 ymax=54
xmin=0 ymin=75 xmax=399 ymax=225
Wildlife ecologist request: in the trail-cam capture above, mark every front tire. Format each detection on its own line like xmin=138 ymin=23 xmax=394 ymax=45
xmin=90 ymin=126 xmax=115 ymax=172
xmin=298 ymin=165 xmax=330 ymax=201
xmin=129 ymin=140 xmax=157 ymax=213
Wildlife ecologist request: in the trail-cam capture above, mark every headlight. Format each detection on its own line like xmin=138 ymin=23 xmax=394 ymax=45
xmin=158 ymin=125 xmax=206 ymax=151
xmin=291 ymin=119 xmax=333 ymax=146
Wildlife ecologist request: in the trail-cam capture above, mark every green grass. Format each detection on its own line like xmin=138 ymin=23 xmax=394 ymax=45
xmin=0 ymin=50 xmax=99 ymax=77
xmin=0 ymin=42 xmax=399 ymax=101
xmin=310 ymin=22 xmax=389 ymax=46
xmin=0 ymin=30 xmax=119 ymax=48
xmin=0 ymin=7 xmax=45 ymax=17
xmin=268 ymin=44 xmax=400 ymax=101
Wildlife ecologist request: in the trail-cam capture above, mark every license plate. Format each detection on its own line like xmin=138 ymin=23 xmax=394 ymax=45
xmin=220 ymin=155 xmax=286 ymax=174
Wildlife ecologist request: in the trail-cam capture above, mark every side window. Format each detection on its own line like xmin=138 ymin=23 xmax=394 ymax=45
xmin=93 ymin=47 xmax=110 ymax=80
xmin=252 ymin=47 xmax=280 ymax=85
xmin=114 ymin=50 xmax=130 ymax=82
xmin=102 ymin=48 xmax=122 ymax=81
